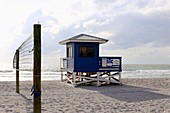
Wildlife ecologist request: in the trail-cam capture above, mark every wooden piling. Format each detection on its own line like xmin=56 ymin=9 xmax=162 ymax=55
xmin=16 ymin=49 xmax=19 ymax=93
xmin=33 ymin=24 xmax=41 ymax=113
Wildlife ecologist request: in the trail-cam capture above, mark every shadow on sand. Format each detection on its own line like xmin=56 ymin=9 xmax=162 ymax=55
xmin=19 ymin=93 xmax=33 ymax=104
xmin=78 ymin=83 xmax=170 ymax=103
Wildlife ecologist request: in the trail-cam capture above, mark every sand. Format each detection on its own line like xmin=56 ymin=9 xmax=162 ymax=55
xmin=0 ymin=78 xmax=170 ymax=113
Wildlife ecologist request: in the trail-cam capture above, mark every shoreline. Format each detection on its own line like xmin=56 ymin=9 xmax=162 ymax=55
xmin=0 ymin=78 xmax=170 ymax=113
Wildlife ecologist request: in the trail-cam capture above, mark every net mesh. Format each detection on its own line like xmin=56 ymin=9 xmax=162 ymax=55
xmin=13 ymin=34 xmax=34 ymax=71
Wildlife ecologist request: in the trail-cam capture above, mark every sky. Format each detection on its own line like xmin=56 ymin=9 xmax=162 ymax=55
xmin=0 ymin=0 xmax=170 ymax=68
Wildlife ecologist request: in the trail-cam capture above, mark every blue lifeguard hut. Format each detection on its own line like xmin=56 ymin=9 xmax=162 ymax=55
xmin=59 ymin=34 xmax=122 ymax=86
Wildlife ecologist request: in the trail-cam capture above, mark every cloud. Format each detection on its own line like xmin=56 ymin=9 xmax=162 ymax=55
xmin=101 ymin=44 xmax=170 ymax=64
xmin=42 ymin=50 xmax=63 ymax=67
xmin=79 ymin=0 xmax=170 ymax=50
xmin=8 ymin=0 xmax=170 ymax=65
xmin=109 ymin=11 xmax=170 ymax=49
xmin=41 ymin=1 xmax=170 ymax=61
xmin=17 ymin=7 xmax=88 ymax=66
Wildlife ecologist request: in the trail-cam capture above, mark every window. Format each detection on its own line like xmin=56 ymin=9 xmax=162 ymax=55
xmin=67 ymin=46 xmax=72 ymax=58
xmin=79 ymin=46 xmax=94 ymax=57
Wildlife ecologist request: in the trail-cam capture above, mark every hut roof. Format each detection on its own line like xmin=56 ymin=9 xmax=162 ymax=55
xmin=59 ymin=34 xmax=108 ymax=45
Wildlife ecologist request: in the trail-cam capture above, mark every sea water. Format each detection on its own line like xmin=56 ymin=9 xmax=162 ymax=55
xmin=0 ymin=64 xmax=61 ymax=81
xmin=0 ymin=64 xmax=170 ymax=81
xmin=123 ymin=64 xmax=170 ymax=78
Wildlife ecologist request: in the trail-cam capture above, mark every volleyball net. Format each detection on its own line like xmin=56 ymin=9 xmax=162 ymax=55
xmin=13 ymin=34 xmax=34 ymax=71
xmin=13 ymin=24 xmax=41 ymax=113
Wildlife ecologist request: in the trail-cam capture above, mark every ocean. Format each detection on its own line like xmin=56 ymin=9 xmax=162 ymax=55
xmin=0 ymin=64 xmax=170 ymax=81
xmin=123 ymin=64 xmax=170 ymax=78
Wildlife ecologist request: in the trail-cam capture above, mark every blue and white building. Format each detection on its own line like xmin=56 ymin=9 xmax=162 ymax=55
xmin=59 ymin=34 xmax=122 ymax=86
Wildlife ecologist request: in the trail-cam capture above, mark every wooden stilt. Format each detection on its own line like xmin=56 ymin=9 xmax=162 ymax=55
xmin=61 ymin=71 xmax=63 ymax=82
xmin=108 ymin=72 xmax=111 ymax=84
xmin=73 ymin=72 xmax=76 ymax=86
xmin=118 ymin=72 xmax=122 ymax=84
xmin=97 ymin=72 xmax=101 ymax=86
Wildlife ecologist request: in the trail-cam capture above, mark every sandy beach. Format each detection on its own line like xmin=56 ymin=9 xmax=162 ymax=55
xmin=0 ymin=78 xmax=170 ymax=113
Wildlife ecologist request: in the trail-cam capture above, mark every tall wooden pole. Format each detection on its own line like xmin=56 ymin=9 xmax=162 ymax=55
xmin=33 ymin=24 xmax=41 ymax=113
xmin=16 ymin=49 xmax=19 ymax=93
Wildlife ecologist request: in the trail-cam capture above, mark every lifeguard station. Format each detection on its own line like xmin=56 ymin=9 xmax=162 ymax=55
xmin=59 ymin=34 xmax=122 ymax=86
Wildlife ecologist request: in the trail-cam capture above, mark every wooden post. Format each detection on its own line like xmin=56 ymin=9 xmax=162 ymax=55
xmin=97 ymin=72 xmax=101 ymax=86
xmin=108 ymin=72 xmax=111 ymax=84
xmin=33 ymin=24 xmax=41 ymax=113
xmin=61 ymin=71 xmax=63 ymax=82
xmin=16 ymin=49 xmax=19 ymax=93
xmin=118 ymin=72 xmax=122 ymax=85
xmin=73 ymin=72 xmax=76 ymax=86
xmin=60 ymin=58 xmax=63 ymax=82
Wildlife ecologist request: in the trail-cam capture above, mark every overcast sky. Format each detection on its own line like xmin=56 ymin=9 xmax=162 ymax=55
xmin=0 ymin=0 xmax=170 ymax=67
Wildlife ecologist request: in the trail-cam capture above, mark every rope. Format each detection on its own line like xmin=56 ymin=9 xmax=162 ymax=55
xmin=31 ymin=86 xmax=41 ymax=97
